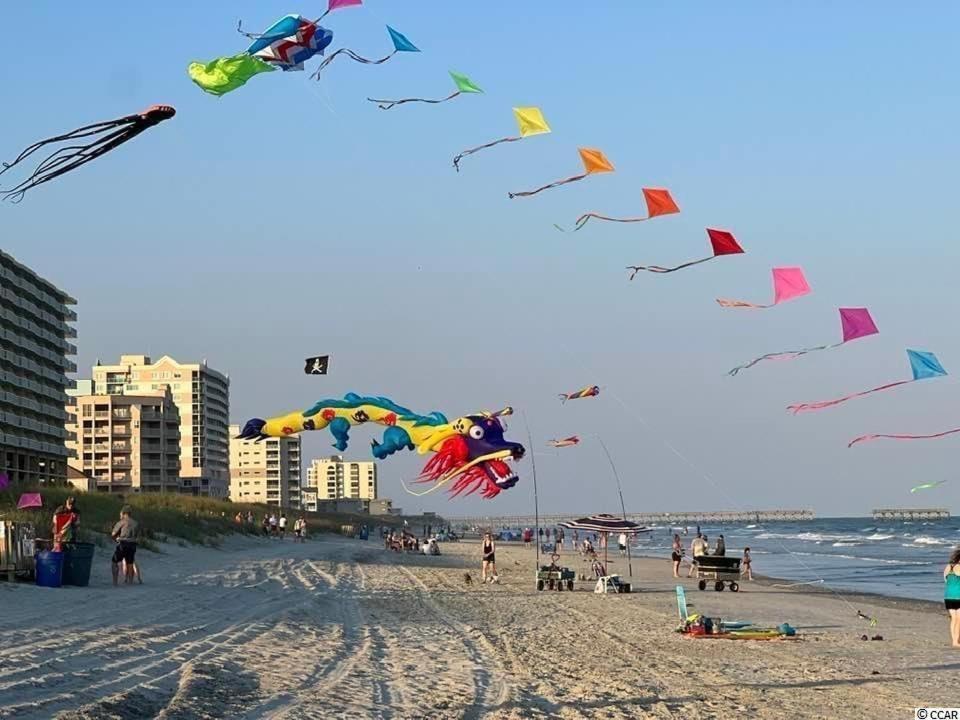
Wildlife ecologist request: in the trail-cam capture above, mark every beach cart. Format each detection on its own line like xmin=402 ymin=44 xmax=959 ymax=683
xmin=695 ymin=556 xmax=741 ymax=592
xmin=536 ymin=555 xmax=575 ymax=591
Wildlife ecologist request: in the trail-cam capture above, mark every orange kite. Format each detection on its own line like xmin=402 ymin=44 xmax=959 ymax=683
xmin=509 ymin=148 xmax=613 ymax=199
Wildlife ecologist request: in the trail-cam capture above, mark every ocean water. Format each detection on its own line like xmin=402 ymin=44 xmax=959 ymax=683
xmin=631 ymin=517 xmax=960 ymax=603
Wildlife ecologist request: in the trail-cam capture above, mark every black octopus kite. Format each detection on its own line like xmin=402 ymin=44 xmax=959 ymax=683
xmin=0 ymin=105 xmax=175 ymax=202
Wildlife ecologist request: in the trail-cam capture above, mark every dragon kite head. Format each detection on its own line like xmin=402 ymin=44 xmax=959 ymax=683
xmin=418 ymin=412 xmax=525 ymax=499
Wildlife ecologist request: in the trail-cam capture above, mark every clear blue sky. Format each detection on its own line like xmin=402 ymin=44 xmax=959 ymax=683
xmin=2 ymin=2 xmax=958 ymax=516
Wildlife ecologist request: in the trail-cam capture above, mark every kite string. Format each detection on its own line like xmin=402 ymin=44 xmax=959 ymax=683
xmin=556 ymin=341 xmax=872 ymax=621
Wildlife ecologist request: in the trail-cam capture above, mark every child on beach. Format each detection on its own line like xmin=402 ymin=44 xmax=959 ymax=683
xmin=742 ymin=547 xmax=753 ymax=581
xmin=943 ymin=546 xmax=960 ymax=647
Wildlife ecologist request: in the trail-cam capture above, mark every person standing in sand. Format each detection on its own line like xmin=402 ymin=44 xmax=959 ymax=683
xmin=687 ymin=533 xmax=707 ymax=578
xmin=111 ymin=506 xmax=139 ymax=586
xmin=714 ymin=535 xmax=726 ymax=557
xmin=481 ymin=532 xmax=498 ymax=584
xmin=742 ymin=547 xmax=753 ymax=581
xmin=944 ymin=546 xmax=960 ymax=647
xmin=618 ymin=532 xmax=628 ymax=557
xmin=671 ymin=534 xmax=683 ymax=578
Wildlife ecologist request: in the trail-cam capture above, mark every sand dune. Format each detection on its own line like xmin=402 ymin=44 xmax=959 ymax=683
xmin=0 ymin=535 xmax=955 ymax=718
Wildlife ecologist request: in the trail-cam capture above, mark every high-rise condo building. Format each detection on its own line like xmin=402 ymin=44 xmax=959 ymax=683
xmin=0 ymin=250 xmax=76 ymax=485
xmin=92 ymin=355 xmax=229 ymax=497
xmin=228 ymin=424 xmax=301 ymax=507
xmin=65 ymin=387 xmax=180 ymax=493
xmin=306 ymin=455 xmax=378 ymax=501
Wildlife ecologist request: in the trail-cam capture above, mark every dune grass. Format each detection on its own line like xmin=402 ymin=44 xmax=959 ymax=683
xmin=0 ymin=485 xmax=403 ymax=548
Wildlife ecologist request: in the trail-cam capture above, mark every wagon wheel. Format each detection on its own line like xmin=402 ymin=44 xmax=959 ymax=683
xmin=730 ymin=582 xmax=739 ymax=592
xmin=567 ymin=580 xmax=574 ymax=591
xmin=715 ymin=581 xmax=725 ymax=591
xmin=698 ymin=580 xmax=706 ymax=591
xmin=537 ymin=579 xmax=545 ymax=591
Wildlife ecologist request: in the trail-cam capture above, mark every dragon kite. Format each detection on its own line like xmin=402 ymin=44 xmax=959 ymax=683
xmin=237 ymin=393 xmax=524 ymax=499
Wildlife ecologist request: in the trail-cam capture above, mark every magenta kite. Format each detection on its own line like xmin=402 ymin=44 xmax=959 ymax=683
xmin=728 ymin=307 xmax=879 ymax=376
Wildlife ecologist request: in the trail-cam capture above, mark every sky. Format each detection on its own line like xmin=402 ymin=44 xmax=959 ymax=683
xmin=2 ymin=2 xmax=959 ymax=517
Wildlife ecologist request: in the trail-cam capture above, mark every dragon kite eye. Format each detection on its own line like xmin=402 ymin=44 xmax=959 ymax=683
xmin=469 ymin=425 xmax=485 ymax=440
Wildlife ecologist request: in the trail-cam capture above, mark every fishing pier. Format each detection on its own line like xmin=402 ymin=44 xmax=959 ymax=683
xmin=445 ymin=509 xmax=815 ymax=529
xmin=872 ymin=508 xmax=950 ymax=521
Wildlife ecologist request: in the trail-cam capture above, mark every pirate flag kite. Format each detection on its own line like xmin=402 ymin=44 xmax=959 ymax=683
xmin=304 ymin=356 xmax=330 ymax=375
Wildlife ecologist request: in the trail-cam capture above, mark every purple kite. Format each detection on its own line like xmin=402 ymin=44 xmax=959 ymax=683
xmin=789 ymin=350 xmax=947 ymax=413
xmin=17 ymin=493 xmax=42 ymax=510
xmin=717 ymin=267 xmax=811 ymax=309
xmin=728 ymin=307 xmax=879 ymax=376
xmin=0 ymin=472 xmax=8 ymax=491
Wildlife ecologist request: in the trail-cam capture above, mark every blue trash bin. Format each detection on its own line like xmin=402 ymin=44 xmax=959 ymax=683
xmin=36 ymin=550 xmax=64 ymax=588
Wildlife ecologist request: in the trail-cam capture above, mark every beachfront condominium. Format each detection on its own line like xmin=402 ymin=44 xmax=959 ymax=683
xmin=306 ymin=455 xmax=378 ymax=501
xmin=92 ymin=355 xmax=229 ymax=497
xmin=65 ymin=387 xmax=180 ymax=493
xmin=228 ymin=424 xmax=301 ymax=508
xmin=0 ymin=250 xmax=77 ymax=485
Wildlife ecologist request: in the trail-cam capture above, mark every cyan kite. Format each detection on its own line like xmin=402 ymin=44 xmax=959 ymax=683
xmin=729 ymin=307 xmax=879 ymax=376
xmin=789 ymin=350 xmax=947 ymax=413
xmin=312 ymin=26 xmax=419 ymax=78
xmin=453 ymin=107 xmax=551 ymax=172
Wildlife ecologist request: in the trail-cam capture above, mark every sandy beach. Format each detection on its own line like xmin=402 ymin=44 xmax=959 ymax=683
xmin=1 ymin=535 xmax=956 ymax=719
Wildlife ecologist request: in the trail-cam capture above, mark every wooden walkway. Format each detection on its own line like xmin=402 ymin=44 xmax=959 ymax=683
xmin=872 ymin=508 xmax=950 ymax=521
xmin=444 ymin=509 xmax=815 ymax=528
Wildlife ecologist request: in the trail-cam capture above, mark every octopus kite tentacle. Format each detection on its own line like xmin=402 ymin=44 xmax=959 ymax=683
xmin=312 ymin=48 xmax=396 ymax=78
xmin=367 ymin=91 xmax=461 ymax=110
xmin=1 ymin=106 xmax=175 ymax=202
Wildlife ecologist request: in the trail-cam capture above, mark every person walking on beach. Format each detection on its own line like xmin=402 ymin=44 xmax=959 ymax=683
xmin=481 ymin=532 xmax=498 ymax=584
xmin=671 ymin=534 xmax=683 ymax=578
xmin=714 ymin=535 xmax=726 ymax=557
xmin=687 ymin=533 xmax=707 ymax=578
xmin=557 ymin=528 xmax=564 ymax=552
xmin=741 ymin=547 xmax=753 ymax=580
xmin=279 ymin=513 xmax=287 ymax=539
xmin=572 ymin=529 xmax=579 ymax=550
xmin=944 ymin=546 xmax=960 ymax=647
xmin=111 ymin=506 xmax=139 ymax=586
xmin=618 ymin=532 xmax=628 ymax=557
xmin=269 ymin=514 xmax=278 ymax=537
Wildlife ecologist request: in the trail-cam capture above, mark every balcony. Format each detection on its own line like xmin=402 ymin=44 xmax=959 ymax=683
xmin=113 ymin=426 xmax=131 ymax=436
xmin=112 ymin=409 xmax=130 ymax=419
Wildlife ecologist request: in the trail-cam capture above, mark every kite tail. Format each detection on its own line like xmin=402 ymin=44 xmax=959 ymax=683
xmin=626 ymin=256 xmax=714 ymax=278
xmin=849 ymin=427 xmax=960 ymax=448
xmin=788 ymin=381 xmax=910 ymax=414
xmin=565 ymin=212 xmax=650 ymax=232
xmin=727 ymin=342 xmax=840 ymax=377
xmin=509 ymin=173 xmax=588 ymax=199
xmin=558 ymin=394 xmax=568 ymax=404
xmin=312 ymin=48 xmax=396 ymax=78
xmin=367 ymin=90 xmax=461 ymax=110
xmin=452 ymin=136 xmax=521 ymax=172
xmin=716 ymin=298 xmax=774 ymax=309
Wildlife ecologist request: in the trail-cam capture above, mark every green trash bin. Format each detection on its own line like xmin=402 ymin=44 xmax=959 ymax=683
xmin=62 ymin=542 xmax=96 ymax=587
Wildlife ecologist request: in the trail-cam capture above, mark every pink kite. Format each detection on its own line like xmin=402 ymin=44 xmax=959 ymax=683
xmin=728 ymin=307 xmax=879 ymax=376
xmin=319 ymin=0 xmax=362 ymax=21
xmin=627 ymin=228 xmax=743 ymax=278
xmin=16 ymin=493 xmax=42 ymax=510
xmin=789 ymin=350 xmax=947 ymax=414
xmin=717 ymin=267 xmax=810 ymax=309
